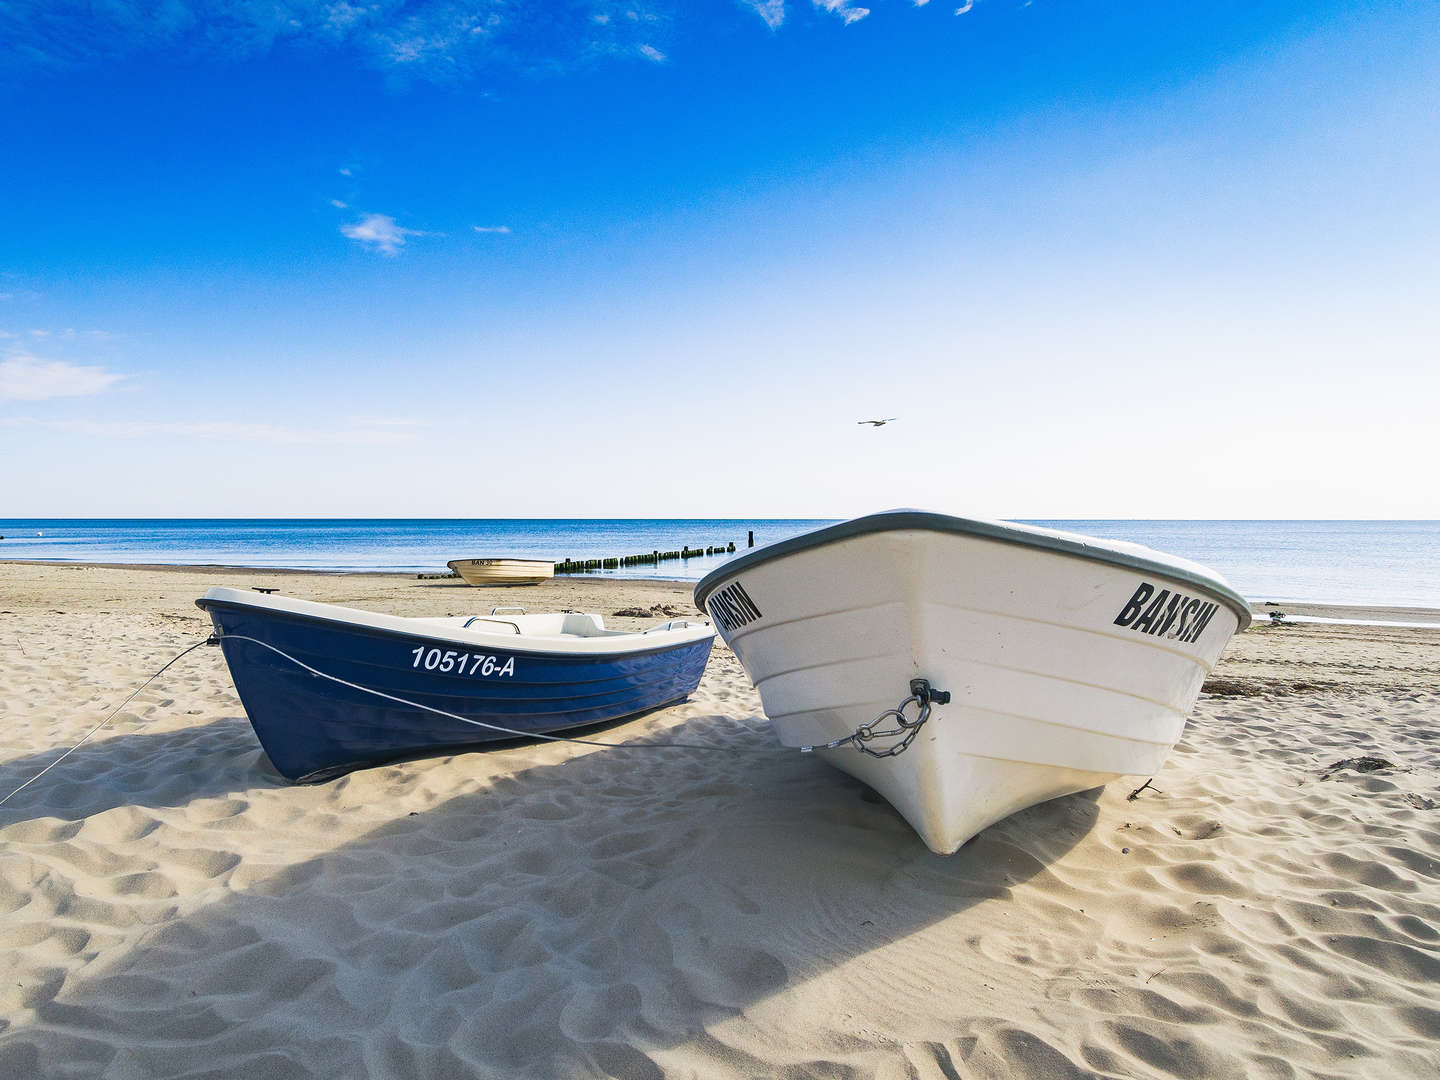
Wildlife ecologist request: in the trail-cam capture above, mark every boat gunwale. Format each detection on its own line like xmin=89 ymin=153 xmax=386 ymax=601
xmin=693 ymin=510 xmax=1252 ymax=630
xmin=195 ymin=590 xmax=713 ymax=659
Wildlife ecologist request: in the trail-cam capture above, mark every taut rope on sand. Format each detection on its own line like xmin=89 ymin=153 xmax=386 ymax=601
xmin=214 ymin=633 xmax=742 ymax=753
xmin=0 ymin=636 xmax=216 ymax=808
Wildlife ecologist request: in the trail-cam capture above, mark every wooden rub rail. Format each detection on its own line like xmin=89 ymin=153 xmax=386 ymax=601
xmin=554 ymin=541 xmax=737 ymax=575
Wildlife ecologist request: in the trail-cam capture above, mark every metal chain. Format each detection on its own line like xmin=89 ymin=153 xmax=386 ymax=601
xmin=800 ymin=678 xmax=950 ymax=758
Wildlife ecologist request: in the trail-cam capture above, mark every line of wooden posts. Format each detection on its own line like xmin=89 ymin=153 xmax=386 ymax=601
xmin=554 ymin=542 xmax=736 ymax=575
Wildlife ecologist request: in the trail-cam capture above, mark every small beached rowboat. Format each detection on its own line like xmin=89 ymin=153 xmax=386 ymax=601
xmin=447 ymin=558 xmax=554 ymax=586
xmin=197 ymin=587 xmax=714 ymax=782
xmin=694 ymin=511 xmax=1251 ymax=854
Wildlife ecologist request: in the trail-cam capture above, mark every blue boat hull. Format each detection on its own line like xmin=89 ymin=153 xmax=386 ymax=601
xmin=197 ymin=598 xmax=714 ymax=782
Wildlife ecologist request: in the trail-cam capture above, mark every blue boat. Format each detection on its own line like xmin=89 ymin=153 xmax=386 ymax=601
xmin=195 ymin=587 xmax=715 ymax=781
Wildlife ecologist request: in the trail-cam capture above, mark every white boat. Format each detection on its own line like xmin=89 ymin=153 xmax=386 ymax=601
xmin=693 ymin=511 xmax=1251 ymax=854
xmin=447 ymin=558 xmax=555 ymax=586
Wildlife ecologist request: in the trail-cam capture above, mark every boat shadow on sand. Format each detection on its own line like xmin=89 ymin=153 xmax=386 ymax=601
xmin=0 ymin=706 xmax=716 ymax=829
xmin=0 ymin=716 xmax=279 ymax=827
xmin=0 ymin=709 xmax=1102 ymax=1078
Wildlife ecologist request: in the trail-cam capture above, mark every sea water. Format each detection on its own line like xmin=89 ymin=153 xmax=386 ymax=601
xmin=1 ymin=518 xmax=1437 ymax=608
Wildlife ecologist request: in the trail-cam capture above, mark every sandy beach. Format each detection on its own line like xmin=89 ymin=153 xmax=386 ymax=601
xmin=1 ymin=561 xmax=1437 ymax=1078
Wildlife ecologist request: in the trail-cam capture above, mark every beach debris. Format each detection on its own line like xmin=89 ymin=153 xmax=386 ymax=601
xmin=1268 ymin=610 xmax=1287 ymax=622
xmin=1200 ymin=677 xmax=1264 ymax=697
xmin=857 ymin=418 xmax=897 ymax=427
xmin=1320 ymin=756 xmax=1396 ymax=780
xmin=1127 ymin=778 xmax=1159 ymax=801
xmin=613 ymin=604 xmax=686 ymax=618
xmin=1405 ymin=793 xmax=1436 ymax=810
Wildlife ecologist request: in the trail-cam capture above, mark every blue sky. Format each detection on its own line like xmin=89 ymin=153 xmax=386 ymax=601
xmin=2 ymin=1 xmax=1437 ymax=517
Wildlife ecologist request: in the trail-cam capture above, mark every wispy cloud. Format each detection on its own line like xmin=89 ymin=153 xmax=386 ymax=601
xmin=0 ymin=356 xmax=127 ymax=402
xmin=472 ymin=225 xmax=512 ymax=235
xmin=742 ymin=1 xmax=787 ymax=29
xmin=4 ymin=2 xmax=680 ymax=82
xmin=0 ymin=416 xmax=419 ymax=446
xmin=5 ymin=2 xmax=977 ymax=80
xmin=341 ymin=213 xmax=425 ymax=255
xmin=812 ymin=0 xmax=871 ymax=24
xmin=330 ymin=198 xmax=349 ymax=208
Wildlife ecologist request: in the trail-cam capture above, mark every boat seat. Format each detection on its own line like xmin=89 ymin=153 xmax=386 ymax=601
xmin=559 ymin=613 xmax=609 ymax=637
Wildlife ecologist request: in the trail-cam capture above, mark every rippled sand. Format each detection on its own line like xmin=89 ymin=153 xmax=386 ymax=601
xmin=1 ymin=563 xmax=1437 ymax=1077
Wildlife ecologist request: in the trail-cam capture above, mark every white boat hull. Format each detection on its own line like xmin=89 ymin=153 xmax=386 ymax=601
xmin=447 ymin=558 xmax=555 ymax=586
xmin=696 ymin=514 xmax=1248 ymax=854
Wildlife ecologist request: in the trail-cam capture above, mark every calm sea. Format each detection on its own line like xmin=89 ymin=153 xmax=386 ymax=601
xmin=2 ymin=518 xmax=1437 ymax=608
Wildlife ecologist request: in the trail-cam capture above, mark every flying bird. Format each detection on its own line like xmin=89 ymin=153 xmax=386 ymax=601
xmin=857 ymin=418 xmax=897 ymax=427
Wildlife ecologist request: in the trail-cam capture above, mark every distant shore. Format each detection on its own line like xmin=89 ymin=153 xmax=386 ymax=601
xmin=1250 ymin=598 xmax=1440 ymax=625
xmin=6 ymin=517 xmax=1440 ymax=604
xmin=7 ymin=558 xmax=1440 ymax=626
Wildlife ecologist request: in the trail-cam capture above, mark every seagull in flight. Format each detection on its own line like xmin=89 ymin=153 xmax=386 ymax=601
xmin=857 ymin=418 xmax=897 ymax=427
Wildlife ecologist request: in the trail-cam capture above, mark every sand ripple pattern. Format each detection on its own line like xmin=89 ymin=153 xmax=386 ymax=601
xmin=1 ymin=591 xmax=1438 ymax=1078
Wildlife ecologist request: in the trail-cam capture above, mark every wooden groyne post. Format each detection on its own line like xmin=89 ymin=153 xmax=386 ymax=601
xmin=553 ymin=538 xmax=738 ymax=575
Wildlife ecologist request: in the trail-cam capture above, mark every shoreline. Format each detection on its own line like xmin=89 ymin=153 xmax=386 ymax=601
xmin=7 ymin=558 xmax=1440 ymax=626
xmin=0 ymin=558 xmax=698 ymax=585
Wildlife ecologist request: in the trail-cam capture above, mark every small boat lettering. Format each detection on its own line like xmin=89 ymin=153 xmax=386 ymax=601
xmin=707 ymin=580 xmax=762 ymax=636
xmin=410 ymin=646 xmax=516 ymax=677
xmin=1113 ymin=582 xmax=1219 ymax=644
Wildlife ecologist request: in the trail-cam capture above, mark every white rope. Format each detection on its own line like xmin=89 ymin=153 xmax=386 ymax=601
xmin=0 ymin=637 xmax=214 ymax=808
xmin=213 ymin=633 xmax=740 ymax=753
xmin=0 ymin=629 xmax=744 ymax=810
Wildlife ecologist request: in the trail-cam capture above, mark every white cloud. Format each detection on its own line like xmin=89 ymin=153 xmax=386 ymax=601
xmin=955 ymin=1 xmax=974 ymax=13
xmin=331 ymin=198 xmax=348 ymax=208
xmin=472 ymin=225 xmax=512 ymax=234
xmin=639 ymin=43 xmax=665 ymax=62
xmin=339 ymin=167 xmax=353 ymax=176
xmin=0 ymin=416 xmax=418 ymax=446
xmin=0 ymin=356 xmax=127 ymax=401
xmin=341 ymin=213 xmax=424 ymax=255
xmin=814 ymin=0 xmax=870 ymax=23
xmin=742 ymin=1 xmax=786 ymax=28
